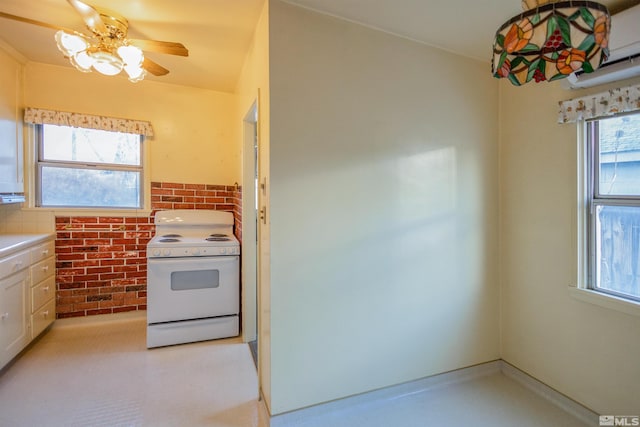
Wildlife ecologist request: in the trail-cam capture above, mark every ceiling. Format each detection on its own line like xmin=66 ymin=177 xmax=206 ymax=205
xmin=0 ymin=0 xmax=265 ymax=92
xmin=0 ymin=0 xmax=638 ymax=92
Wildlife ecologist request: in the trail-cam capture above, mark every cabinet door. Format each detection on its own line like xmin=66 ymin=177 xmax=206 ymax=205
xmin=0 ymin=47 xmax=24 ymax=194
xmin=0 ymin=269 xmax=29 ymax=368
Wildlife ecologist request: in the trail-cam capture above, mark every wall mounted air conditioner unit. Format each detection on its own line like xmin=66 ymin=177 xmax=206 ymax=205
xmin=562 ymin=4 xmax=640 ymax=89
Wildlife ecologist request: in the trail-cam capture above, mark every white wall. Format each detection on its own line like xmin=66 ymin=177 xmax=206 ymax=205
xmin=25 ymin=63 xmax=239 ymax=185
xmin=235 ymin=0 xmax=272 ymax=408
xmin=267 ymin=0 xmax=500 ymax=414
xmin=500 ymin=77 xmax=640 ymax=414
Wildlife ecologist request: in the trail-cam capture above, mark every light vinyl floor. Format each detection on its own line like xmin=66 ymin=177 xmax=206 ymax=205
xmin=0 ymin=314 xmax=267 ymax=427
xmin=0 ymin=314 xmax=591 ymax=427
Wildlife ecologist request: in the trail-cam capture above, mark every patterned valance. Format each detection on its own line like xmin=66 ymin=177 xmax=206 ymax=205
xmin=23 ymin=107 xmax=154 ymax=136
xmin=558 ymin=85 xmax=640 ymax=124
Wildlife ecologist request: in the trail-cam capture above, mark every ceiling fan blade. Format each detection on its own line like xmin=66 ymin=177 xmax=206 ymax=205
xmin=129 ymin=39 xmax=189 ymax=57
xmin=142 ymin=58 xmax=170 ymax=76
xmin=0 ymin=11 xmax=78 ymax=34
xmin=67 ymin=0 xmax=107 ymax=34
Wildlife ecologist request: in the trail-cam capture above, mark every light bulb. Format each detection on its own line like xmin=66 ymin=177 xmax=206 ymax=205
xmin=90 ymin=51 xmax=124 ymax=76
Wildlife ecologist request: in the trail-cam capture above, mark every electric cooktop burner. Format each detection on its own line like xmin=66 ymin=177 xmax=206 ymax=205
xmin=159 ymin=238 xmax=181 ymax=243
xmin=162 ymin=234 xmax=182 ymax=238
xmin=206 ymin=237 xmax=230 ymax=242
xmin=209 ymin=234 xmax=228 ymax=238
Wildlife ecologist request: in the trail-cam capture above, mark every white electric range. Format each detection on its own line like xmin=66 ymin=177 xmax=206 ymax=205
xmin=146 ymin=209 xmax=240 ymax=348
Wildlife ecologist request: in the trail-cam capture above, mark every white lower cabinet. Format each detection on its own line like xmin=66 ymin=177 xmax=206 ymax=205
xmin=29 ymin=241 xmax=55 ymax=338
xmin=0 ymin=258 xmax=30 ymax=369
xmin=0 ymin=237 xmax=55 ymax=370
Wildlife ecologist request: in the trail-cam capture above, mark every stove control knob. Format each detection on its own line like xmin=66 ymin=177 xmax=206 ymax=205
xmin=192 ymin=248 xmax=200 ymax=256
xmin=152 ymin=249 xmax=161 ymax=256
xmin=220 ymin=248 xmax=227 ymax=255
xmin=163 ymin=249 xmax=171 ymax=256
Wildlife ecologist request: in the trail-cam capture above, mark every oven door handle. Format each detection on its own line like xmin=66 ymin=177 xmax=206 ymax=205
xmin=147 ymin=256 xmax=239 ymax=269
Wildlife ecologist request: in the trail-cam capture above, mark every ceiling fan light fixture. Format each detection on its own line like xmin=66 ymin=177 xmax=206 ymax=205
xmin=90 ymin=50 xmax=124 ymax=76
xmin=491 ymin=0 xmax=611 ymax=86
xmin=54 ymin=30 xmax=88 ymax=56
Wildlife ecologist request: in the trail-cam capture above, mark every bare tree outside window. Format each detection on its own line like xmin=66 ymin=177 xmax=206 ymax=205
xmin=37 ymin=124 xmax=143 ymax=208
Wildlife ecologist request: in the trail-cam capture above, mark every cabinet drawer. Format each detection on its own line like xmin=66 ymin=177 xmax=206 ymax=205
xmin=30 ymin=241 xmax=54 ymax=264
xmin=0 ymin=250 xmax=30 ymax=280
xmin=31 ymin=257 xmax=55 ymax=285
xmin=31 ymin=298 xmax=55 ymax=339
xmin=32 ymin=275 xmax=55 ymax=312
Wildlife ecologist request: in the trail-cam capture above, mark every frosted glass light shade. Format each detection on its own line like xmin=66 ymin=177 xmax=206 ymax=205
xmin=70 ymin=51 xmax=92 ymax=72
xmin=117 ymin=45 xmax=144 ymax=66
xmin=124 ymin=64 xmax=146 ymax=82
xmin=90 ymin=51 xmax=124 ymax=76
xmin=55 ymin=31 xmax=89 ymax=56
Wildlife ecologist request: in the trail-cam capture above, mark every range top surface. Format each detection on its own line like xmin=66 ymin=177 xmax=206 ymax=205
xmin=148 ymin=209 xmax=240 ymax=258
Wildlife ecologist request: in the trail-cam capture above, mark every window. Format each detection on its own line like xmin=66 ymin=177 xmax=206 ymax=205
xmin=37 ymin=124 xmax=143 ymax=209
xmin=587 ymin=112 xmax=640 ymax=302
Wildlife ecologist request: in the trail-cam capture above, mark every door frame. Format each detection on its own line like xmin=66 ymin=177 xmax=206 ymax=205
xmin=241 ymin=99 xmax=258 ymax=343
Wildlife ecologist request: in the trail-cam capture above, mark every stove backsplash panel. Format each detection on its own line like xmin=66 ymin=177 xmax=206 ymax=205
xmin=54 ymin=181 xmax=242 ymax=318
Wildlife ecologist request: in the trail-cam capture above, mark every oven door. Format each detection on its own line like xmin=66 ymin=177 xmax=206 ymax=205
xmin=147 ymin=255 xmax=239 ymax=324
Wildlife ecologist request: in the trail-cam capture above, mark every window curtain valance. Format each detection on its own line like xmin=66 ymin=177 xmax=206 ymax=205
xmin=23 ymin=107 xmax=154 ymax=137
xmin=558 ymin=85 xmax=640 ymax=124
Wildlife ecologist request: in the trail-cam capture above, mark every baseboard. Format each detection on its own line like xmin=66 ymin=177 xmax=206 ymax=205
xmin=54 ymin=310 xmax=146 ymax=329
xmin=268 ymin=360 xmax=502 ymax=427
xmin=499 ymin=361 xmax=599 ymax=426
xmin=258 ymin=391 xmax=271 ymax=425
xmin=266 ymin=359 xmax=599 ymax=427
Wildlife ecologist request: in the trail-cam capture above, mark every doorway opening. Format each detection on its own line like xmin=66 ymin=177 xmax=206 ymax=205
xmin=242 ymin=100 xmax=259 ymax=367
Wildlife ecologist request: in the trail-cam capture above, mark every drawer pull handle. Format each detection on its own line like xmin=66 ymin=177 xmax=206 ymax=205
xmin=43 ymin=286 xmax=50 ymax=292
xmin=42 ymin=266 xmax=49 ymax=272
xmin=42 ymin=311 xmax=49 ymax=318
xmin=1 ymin=312 xmax=8 ymax=320
xmin=14 ymin=261 xmax=23 ymax=270
xmin=42 ymin=249 xmax=49 ymax=255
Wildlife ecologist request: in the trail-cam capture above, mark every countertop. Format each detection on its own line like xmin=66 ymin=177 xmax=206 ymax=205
xmin=0 ymin=233 xmax=55 ymax=258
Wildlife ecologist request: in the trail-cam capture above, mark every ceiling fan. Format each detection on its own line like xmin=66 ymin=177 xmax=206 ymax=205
xmin=0 ymin=0 xmax=189 ymax=82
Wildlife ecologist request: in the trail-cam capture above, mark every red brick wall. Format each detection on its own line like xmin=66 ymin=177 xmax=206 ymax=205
xmin=55 ymin=181 xmax=242 ymax=318
xmin=150 ymin=182 xmax=242 ymax=241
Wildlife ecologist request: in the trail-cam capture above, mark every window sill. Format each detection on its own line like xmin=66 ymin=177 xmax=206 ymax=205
xmin=21 ymin=207 xmax=152 ymax=218
xmin=568 ymin=286 xmax=640 ymax=317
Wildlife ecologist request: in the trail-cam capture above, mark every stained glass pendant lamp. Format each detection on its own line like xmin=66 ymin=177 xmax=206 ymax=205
xmin=492 ymin=0 xmax=611 ymax=85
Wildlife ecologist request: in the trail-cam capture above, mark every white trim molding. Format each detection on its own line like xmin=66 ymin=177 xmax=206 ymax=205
xmin=265 ymin=360 xmax=598 ymax=427
xmin=568 ymin=286 xmax=640 ymax=317
xmin=500 ymin=361 xmax=599 ymax=426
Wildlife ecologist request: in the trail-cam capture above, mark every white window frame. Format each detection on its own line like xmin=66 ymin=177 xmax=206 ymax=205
xmin=572 ymin=116 xmax=640 ymax=317
xmin=25 ymin=123 xmax=151 ymax=215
